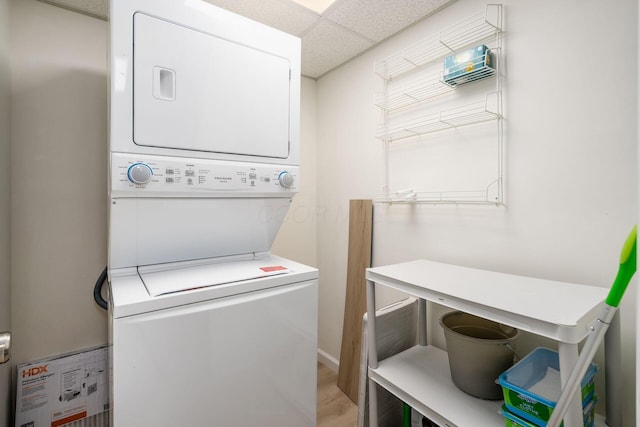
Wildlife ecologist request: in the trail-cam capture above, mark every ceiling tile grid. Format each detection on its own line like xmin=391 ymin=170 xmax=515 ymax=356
xmin=36 ymin=0 xmax=456 ymax=79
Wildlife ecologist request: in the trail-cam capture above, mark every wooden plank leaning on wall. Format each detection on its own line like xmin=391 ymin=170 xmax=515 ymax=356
xmin=337 ymin=199 xmax=373 ymax=403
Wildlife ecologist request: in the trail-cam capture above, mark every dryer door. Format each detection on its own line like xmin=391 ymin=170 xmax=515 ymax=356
xmin=133 ymin=13 xmax=291 ymax=158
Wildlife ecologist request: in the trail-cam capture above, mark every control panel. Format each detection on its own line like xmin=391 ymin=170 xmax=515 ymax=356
xmin=111 ymin=153 xmax=298 ymax=196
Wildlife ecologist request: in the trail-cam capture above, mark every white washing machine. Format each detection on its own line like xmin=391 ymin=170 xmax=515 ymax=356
xmin=107 ymin=1 xmax=317 ymax=425
xmin=109 ymin=255 xmax=318 ymax=426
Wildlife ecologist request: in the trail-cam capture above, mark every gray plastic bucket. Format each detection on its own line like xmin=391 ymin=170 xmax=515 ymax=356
xmin=440 ymin=311 xmax=519 ymax=400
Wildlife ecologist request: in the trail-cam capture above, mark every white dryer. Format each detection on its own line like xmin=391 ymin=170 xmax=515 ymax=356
xmin=107 ymin=0 xmax=317 ymax=425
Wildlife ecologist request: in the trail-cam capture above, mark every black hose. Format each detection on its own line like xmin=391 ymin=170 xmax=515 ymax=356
xmin=94 ymin=266 xmax=108 ymax=310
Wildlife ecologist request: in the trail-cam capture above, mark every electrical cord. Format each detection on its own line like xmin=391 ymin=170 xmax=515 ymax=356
xmin=94 ymin=266 xmax=108 ymax=310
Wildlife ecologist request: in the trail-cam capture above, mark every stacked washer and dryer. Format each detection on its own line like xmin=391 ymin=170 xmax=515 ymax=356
xmin=107 ymin=0 xmax=318 ymax=425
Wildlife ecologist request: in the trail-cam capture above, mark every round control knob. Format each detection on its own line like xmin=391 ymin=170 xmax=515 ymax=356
xmin=278 ymin=171 xmax=294 ymax=188
xmin=127 ymin=162 xmax=153 ymax=185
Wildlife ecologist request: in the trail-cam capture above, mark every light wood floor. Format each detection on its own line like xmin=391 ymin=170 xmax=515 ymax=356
xmin=317 ymin=362 xmax=358 ymax=427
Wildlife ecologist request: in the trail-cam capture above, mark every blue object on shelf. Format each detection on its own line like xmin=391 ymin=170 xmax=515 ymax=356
xmin=498 ymin=347 xmax=598 ymax=427
xmin=443 ymin=44 xmax=495 ymax=87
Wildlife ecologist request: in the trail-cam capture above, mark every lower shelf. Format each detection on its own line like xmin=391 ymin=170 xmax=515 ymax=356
xmin=369 ymin=345 xmax=503 ymax=426
xmin=369 ymin=345 xmax=611 ymax=427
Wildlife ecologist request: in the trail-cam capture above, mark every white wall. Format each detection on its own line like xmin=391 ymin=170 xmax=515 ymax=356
xmin=0 ymin=0 xmax=11 ymax=423
xmin=316 ymin=0 xmax=638 ymax=424
xmin=10 ymin=0 xmax=108 ymax=365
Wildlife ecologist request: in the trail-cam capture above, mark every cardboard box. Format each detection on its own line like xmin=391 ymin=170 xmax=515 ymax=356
xmin=15 ymin=346 xmax=109 ymax=427
xmin=443 ymin=44 xmax=495 ymax=87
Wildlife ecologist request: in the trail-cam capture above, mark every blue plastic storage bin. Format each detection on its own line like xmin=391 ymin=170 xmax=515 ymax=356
xmin=498 ymin=347 xmax=598 ymax=426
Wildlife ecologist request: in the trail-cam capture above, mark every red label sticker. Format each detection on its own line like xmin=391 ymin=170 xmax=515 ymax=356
xmin=260 ymin=265 xmax=287 ymax=272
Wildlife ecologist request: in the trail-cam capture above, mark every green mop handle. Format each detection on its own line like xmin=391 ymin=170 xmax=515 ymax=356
xmin=606 ymin=225 xmax=637 ymax=307
xmin=546 ymin=226 xmax=636 ymax=427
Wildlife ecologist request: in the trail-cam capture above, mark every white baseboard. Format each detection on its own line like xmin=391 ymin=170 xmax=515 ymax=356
xmin=317 ymin=348 xmax=339 ymax=372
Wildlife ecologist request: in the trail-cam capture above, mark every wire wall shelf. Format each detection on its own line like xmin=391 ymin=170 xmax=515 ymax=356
xmin=374 ymin=69 xmax=455 ymax=112
xmin=374 ymin=4 xmax=504 ymax=206
xmin=376 ymin=179 xmax=502 ymax=205
xmin=375 ymin=49 xmax=499 ymax=113
xmin=374 ymin=4 xmax=502 ymax=81
xmin=376 ymin=92 xmax=501 ymax=143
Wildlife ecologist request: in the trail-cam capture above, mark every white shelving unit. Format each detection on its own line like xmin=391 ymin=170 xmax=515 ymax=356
xmin=365 ymin=260 xmax=618 ymax=427
xmin=375 ymin=4 xmax=504 ymax=205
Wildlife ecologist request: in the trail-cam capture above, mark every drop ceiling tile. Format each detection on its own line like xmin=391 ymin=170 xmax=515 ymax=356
xmin=40 ymin=0 xmax=108 ymax=19
xmin=301 ymin=19 xmax=373 ymax=78
xmin=204 ymin=0 xmax=319 ymax=36
xmin=325 ymin=0 xmax=455 ymax=43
